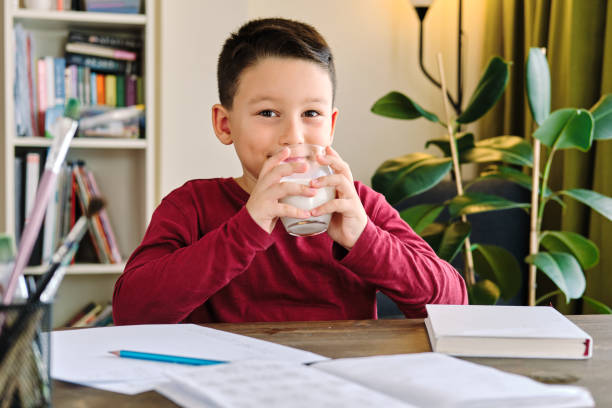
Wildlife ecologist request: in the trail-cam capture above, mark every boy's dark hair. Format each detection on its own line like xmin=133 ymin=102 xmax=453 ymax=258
xmin=218 ymin=18 xmax=336 ymax=109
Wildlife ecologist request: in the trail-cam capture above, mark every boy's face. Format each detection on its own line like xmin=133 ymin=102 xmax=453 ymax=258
xmin=212 ymin=57 xmax=338 ymax=192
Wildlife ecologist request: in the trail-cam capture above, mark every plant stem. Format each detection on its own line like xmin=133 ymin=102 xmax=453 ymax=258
xmin=436 ymin=53 xmax=475 ymax=286
xmin=538 ymin=146 xmax=556 ymax=229
xmin=528 ymin=139 xmax=541 ymax=306
xmin=535 ymin=289 xmax=562 ymax=305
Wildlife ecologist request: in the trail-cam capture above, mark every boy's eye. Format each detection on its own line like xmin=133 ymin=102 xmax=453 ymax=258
xmin=303 ymin=110 xmax=321 ymax=118
xmin=258 ymin=110 xmax=278 ymax=118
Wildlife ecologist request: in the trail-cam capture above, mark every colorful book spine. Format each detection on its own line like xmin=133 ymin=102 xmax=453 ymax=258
xmin=37 ymin=59 xmax=47 ymax=136
xmin=26 ymin=33 xmax=38 ymax=136
xmin=105 ymin=75 xmax=117 ymax=106
xmin=44 ymin=56 xmax=55 ymax=110
xmin=96 ymin=74 xmax=106 ymax=105
xmin=126 ymin=74 xmax=137 ymax=106
xmin=90 ymin=72 xmax=97 ymax=105
xmin=65 ymin=42 xmax=138 ymax=61
xmin=136 ymin=76 xmax=144 ymax=105
xmin=116 ymin=75 xmax=125 ymax=107
xmin=85 ymin=168 xmax=121 ymax=263
xmin=65 ymin=52 xmax=139 ymax=75
xmin=53 ymin=57 xmax=66 ymax=106
xmin=72 ymin=164 xmax=110 ymax=263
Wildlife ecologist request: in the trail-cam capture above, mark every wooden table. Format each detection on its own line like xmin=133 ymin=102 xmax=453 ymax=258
xmin=54 ymin=315 xmax=612 ymax=407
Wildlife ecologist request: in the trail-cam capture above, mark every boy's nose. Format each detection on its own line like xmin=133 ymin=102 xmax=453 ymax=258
xmin=280 ymin=118 xmax=304 ymax=145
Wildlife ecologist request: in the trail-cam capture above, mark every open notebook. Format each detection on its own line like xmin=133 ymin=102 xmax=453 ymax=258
xmin=424 ymin=304 xmax=593 ymax=359
xmin=156 ymin=353 xmax=594 ymax=408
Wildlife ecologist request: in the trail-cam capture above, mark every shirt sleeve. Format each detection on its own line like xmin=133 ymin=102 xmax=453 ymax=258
xmin=112 ymin=195 xmax=273 ymax=325
xmin=336 ymin=183 xmax=468 ymax=318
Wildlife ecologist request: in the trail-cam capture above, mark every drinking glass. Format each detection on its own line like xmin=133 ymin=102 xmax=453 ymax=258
xmin=279 ymin=144 xmax=335 ymax=237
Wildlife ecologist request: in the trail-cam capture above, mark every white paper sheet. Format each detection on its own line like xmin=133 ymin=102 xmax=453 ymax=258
xmin=314 ymin=353 xmax=594 ymax=408
xmin=156 ymin=360 xmax=414 ymax=408
xmin=51 ymin=324 xmax=327 ymax=394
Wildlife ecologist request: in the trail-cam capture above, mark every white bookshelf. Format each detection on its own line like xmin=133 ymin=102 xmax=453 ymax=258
xmin=0 ymin=1 xmax=156 ymax=327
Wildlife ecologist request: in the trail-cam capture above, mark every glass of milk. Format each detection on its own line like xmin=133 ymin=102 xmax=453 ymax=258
xmin=279 ymin=144 xmax=335 ymax=237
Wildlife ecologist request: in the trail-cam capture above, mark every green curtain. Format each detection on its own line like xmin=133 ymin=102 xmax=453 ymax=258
xmin=481 ymin=0 xmax=612 ymax=312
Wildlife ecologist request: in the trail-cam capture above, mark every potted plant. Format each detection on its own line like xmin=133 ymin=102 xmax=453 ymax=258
xmin=523 ymin=47 xmax=612 ymax=311
xmin=371 ymin=51 xmax=612 ymax=310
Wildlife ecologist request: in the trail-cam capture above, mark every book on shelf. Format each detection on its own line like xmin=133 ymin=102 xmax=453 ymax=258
xmin=14 ymin=26 xmax=144 ymax=137
xmin=67 ymin=30 xmax=143 ymax=51
xmin=64 ymin=302 xmax=113 ymax=328
xmin=65 ymin=42 xmax=138 ymax=61
xmin=424 ymin=304 xmax=593 ymax=359
xmin=24 ymin=152 xmax=44 ymax=266
xmin=15 ymin=155 xmax=122 ymax=266
xmin=65 ymin=52 xmax=140 ymax=76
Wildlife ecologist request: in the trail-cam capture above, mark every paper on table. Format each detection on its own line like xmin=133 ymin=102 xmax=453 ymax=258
xmin=313 ymin=353 xmax=594 ymax=408
xmin=51 ymin=324 xmax=327 ymax=394
xmin=156 ymin=360 xmax=414 ymax=408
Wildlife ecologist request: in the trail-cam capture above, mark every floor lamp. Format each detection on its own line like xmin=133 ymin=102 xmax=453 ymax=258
xmin=412 ymin=0 xmax=463 ymax=115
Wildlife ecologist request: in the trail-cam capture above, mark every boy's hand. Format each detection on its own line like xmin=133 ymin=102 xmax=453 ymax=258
xmin=310 ymin=146 xmax=367 ymax=250
xmin=246 ymin=147 xmax=316 ymax=234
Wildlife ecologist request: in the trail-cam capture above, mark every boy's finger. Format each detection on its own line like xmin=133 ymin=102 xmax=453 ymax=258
xmin=318 ymin=151 xmax=353 ymax=183
xmin=310 ymin=198 xmax=347 ymax=217
xmin=277 ymin=203 xmax=311 ymax=219
xmin=271 ymin=181 xmax=317 ymax=200
xmin=312 ymin=174 xmax=354 ymax=198
xmin=259 ymin=147 xmax=291 ymax=178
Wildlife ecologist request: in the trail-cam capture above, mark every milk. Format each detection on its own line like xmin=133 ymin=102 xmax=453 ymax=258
xmin=280 ymin=178 xmax=335 ymax=236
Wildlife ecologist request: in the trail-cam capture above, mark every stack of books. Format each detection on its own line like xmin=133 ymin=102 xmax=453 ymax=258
xmin=64 ymin=302 xmax=113 ymax=328
xmin=14 ymin=153 xmax=122 ymax=266
xmin=13 ymin=25 xmax=144 ymax=138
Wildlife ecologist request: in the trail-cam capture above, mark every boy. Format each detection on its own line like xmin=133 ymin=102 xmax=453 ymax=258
xmin=113 ymin=18 xmax=467 ymax=325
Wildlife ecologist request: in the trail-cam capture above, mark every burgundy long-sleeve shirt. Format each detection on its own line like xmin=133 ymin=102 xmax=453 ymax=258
xmin=113 ymin=178 xmax=467 ymax=325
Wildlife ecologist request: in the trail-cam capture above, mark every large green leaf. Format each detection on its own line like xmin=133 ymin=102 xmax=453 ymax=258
xmin=399 ymin=204 xmax=444 ymax=235
xmin=447 ymin=192 xmax=530 ymax=218
xmin=540 ymin=231 xmax=599 ymax=270
xmin=468 ymin=279 xmax=500 ymax=305
xmin=472 ymin=244 xmax=522 ymax=301
xmin=420 ymin=221 xmax=471 ymax=263
xmin=582 ymin=296 xmax=612 ymax=314
xmin=456 ymin=56 xmax=511 ymax=124
xmin=533 ymin=108 xmax=594 ymax=151
xmin=420 ymin=222 xmax=445 ymax=253
xmin=560 ymin=189 xmax=612 ymax=221
xmin=526 ymin=47 xmax=551 ymax=125
xmin=425 ymin=132 xmax=475 ymax=158
xmin=525 ymin=252 xmax=586 ymax=302
xmin=371 ymin=91 xmax=439 ymax=122
xmin=590 ymin=94 xmax=612 ymax=140
xmin=437 ymin=221 xmax=471 ymax=262
xmin=460 ymin=136 xmax=533 ymax=167
xmin=372 ymin=153 xmax=452 ymax=204
xmin=474 ymin=165 xmax=552 ymax=197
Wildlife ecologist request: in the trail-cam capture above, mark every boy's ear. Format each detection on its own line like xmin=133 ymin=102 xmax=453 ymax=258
xmin=212 ymin=104 xmax=233 ymax=145
xmin=329 ymin=107 xmax=339 ymax=145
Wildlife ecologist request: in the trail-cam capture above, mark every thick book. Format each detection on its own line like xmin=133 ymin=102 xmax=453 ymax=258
xmin=67 ymin=30 xmax=142 ymax=51
xmin=65 ymin=52 xmax=139 ymax=76
xmin=65 ymin=42 xmax=138 ymax=61
xmin=424 ymin=304 xmax=593 ymax=359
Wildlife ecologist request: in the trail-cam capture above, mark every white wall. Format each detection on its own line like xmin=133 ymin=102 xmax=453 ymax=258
xmin=158 ymin=0 xmax=486 ymax=199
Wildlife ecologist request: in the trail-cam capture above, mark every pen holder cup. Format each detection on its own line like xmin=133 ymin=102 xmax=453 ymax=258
xmin=0 ymin=302 xmax=52 ymax=408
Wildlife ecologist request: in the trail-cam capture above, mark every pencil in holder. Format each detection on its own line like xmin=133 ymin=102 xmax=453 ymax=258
xmin=0 ymin=302 xmax=51 ymax=408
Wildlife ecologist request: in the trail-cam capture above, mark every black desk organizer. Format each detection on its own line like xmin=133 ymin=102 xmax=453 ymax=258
xmin=0 ymin=302 xmax=51 ymax=408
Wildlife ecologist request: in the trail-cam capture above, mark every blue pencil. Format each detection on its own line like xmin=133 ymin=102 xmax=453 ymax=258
xmin=109 ymin=350 xmax=227 ymax=366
